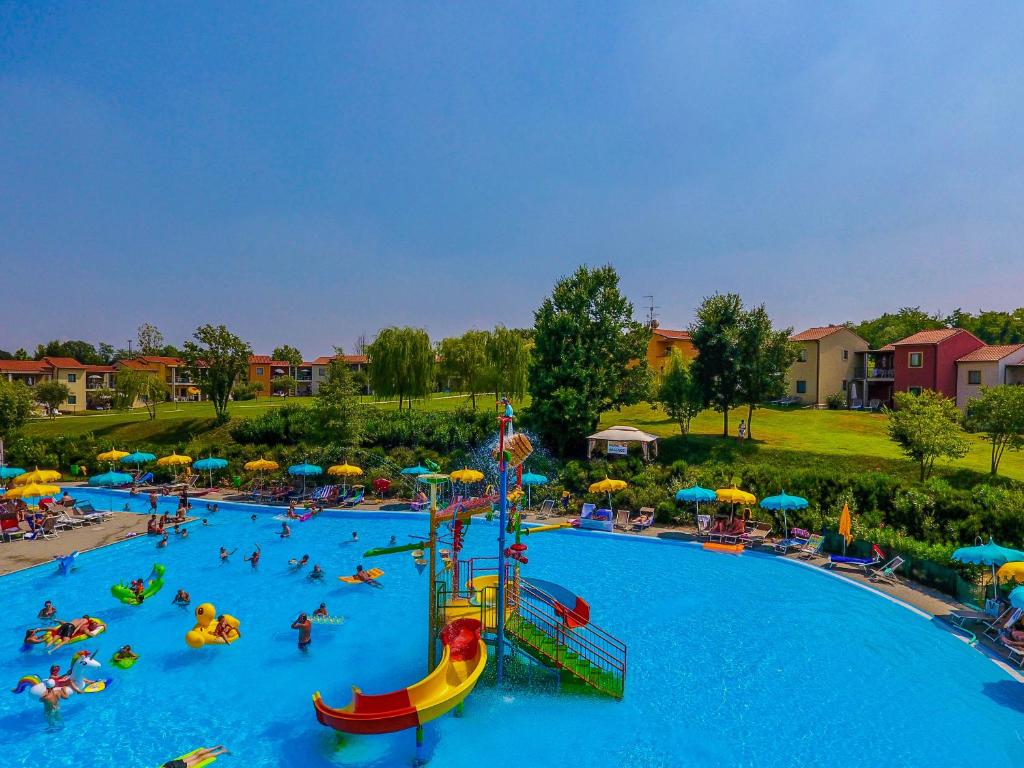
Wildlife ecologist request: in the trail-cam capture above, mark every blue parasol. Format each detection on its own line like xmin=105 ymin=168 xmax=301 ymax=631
xmin=89 ymin=471 xmax=134 ymax=487
xmin=288 ymin=463 xmax=323 ymax=494
xmin=193 ymin=457 xmax=228 ymax=487
xmin=520 ymin=472 xmax=548 ymax=508
xmin=760 ymin=490 xmax=809 ymax=539
xmin=953 ymin=538 xmax=1024 ymax=602
xmin=674 ymin=485 xmax=718 ymax=522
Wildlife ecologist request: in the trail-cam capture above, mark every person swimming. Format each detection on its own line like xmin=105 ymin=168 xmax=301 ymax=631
xmin=353 ymin=564 xmax=381 ymax=588
xmin=312 ymin=602 xmax=328 ymax=617
xmin=38 ymin=600 xmax=57 ymax=619
xmin=172 ymin=589 xmax=190 ymax=606
xmin=308 ymin=563 xmax=324 ymax=580
xmin=288 ymin=554 xmax=309 ymax=568
xmin=219 ymin=546 xmax=236 ymax=563
xmin=279 ymin=522 xmax=291 ymax=539
xmin=244 ymin=544 xmax=261 ymax=568
xmin=157 ymin=532 xmax=169 ymax=548
xmin=113 ymin=644 xmax=138 ymax=663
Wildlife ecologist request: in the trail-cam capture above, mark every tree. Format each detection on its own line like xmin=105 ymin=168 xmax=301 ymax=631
xmin=887 ymin=390 xmax=970 ymax=480
xmin=690 ymin=293 xmax=745 ymax=437
xmin=851 ymin=307 xmax=946 ymax=349
xmin=486 ymin=325 xmax=531 ymax=402
xmin=737 ymin=304 xmax=797 ymax=439
xmin=137 ymin=324 xmax=165 ymax=356
xmin=33 ymin=340 xmax=105 ymax=365
xmin=271 ymin=375 xmax=297 ymax=396
xmin=181 ymin=324 xmax=252 ymax=423
xmin=14 ymin=349 xmax=28 ymax=360
xmin=0 ymin=348 xmax=13 ymax=360
xmin=34 ymin=380 xmax=70 ymax=418
xmin=310 ymin=359 xmax=363 ymax=446
xmin=138 ymin=376 xmax=169 ymax=420
xmin=272 ymin=345 xmax=303 ymax=368
xmin=113 ymin=369 xmax=168 ymax=419
xmin=0 ymin=379 xmax=34 ymax=460
xmin=528 ymin=265 xmax=651 ymax=454
xmin=656 ymin=350 xmax=703 ymax=436
xmin=366 ymin=327 xmax=434 ymax=410
xmin=439 ymin=330 xmax=490 ymax=409
xmin=966 ymin=385 xmax=1024 ymax=475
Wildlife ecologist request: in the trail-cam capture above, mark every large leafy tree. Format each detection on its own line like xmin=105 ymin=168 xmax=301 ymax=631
xmin=366 ymin=327 xmax=434 ymax=410
xmin=33 ymin=340 xmax=106 ymax=365
xmin=528 ymin=265 xmax=651 ymax=454
xmin=486 ymin=325 xmax=531 ymax=402
xmin=690 ymin=293 xmax=745 ymax=437
xmin=439 ymin=330 xmax=490 ymax=409
xmin=310 ymin=359 xmax=363 ymax=447
xmin=737 ymin=304 xmax=797 ymax=439
xmin=966 ymin=385 xmax=1024 ymax=475
xmin=137 ymin=323 xmax=165 ymax=356
xmin=182 ymin=324 xmax=252 ymax=423
xmin=34 ymin=380 xmax=70 ymax=418
xmin=656 ymin=350 xmax=703 ymax=436
xmin=887 ymin=390 xmax=970 ymax=480
xmin=272 ymin=345 xmax=303 ymax=367
xmin=0 ymin=379 xmax=34 ymax=461
xmin=114 ymin=368 xmax=169 ymax=419
xmin=851 ymin=307 xmax=946 ymax=349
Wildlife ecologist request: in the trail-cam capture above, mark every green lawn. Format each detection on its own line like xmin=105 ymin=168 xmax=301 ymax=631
xmin=600 ymin=403 xmax=1024 ymax=481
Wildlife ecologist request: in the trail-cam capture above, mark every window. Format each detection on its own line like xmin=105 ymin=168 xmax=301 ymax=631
xmin=908 ymin=386 xmax=922 ymax=396
xmin=842 ymin=379 xmax=847 ymax=392
xmin=968 ymin=370 xmax=981 ymax=385
xmin=67 ymin=373 xmax=76 ymax=383
xmin=256 ymin=367 xmax=264 ymax=376
xmin=67 ymin=394 xmax=76 ymax=405
xmin=843 ymin=350 xmax=849 ymax=360
xmin=797 ymin=349 xmax=807 ymax=362
xmin=318 ymin=368 xmax=325 ymax=377
xmin=796 ymin=380 xmax=807 ymax=394
xmin=909 ymin=352 xmax=923 ymax=368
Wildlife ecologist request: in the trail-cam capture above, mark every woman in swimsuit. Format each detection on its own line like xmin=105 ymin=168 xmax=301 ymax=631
xmin=244 ymin=544 xmax=261 ymax=568
xmin=38 ymin=600 xmax=57 ymax=619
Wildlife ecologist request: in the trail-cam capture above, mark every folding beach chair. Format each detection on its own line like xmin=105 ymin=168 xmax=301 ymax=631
xmin=613 ymin=509 xmax=632 ymax=530
xmin=696 ymin=514 xmax=713 ymax=538
xmin=536 ymin=499 xmax=557 ymax=520
xmin=869 ymin=556 xmax=905 ymax=584
xmin=797 ymin=534 xmax=825 ymax=560
xmin=984 ymin=607 xmax=1022 ymax=640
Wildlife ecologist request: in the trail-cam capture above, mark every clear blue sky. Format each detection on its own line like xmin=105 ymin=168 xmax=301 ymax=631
xmin=2 ymin=2 xmax=1022 ymax=356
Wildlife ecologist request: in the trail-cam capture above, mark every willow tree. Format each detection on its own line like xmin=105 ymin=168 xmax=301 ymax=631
xmin=366 ymin=327 xmax=434 ymax=409
xmin=486 ymin=325 xmax=531 ymax=402
xmin=439 ymin=330 xmax=490 ymax=409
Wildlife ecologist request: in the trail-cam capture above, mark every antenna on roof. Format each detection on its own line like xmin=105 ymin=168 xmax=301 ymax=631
xmin=643 ymin=295 xmax=660 ymax=329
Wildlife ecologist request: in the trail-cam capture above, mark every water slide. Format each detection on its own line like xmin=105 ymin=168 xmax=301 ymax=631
xmin=312 ymin=618 xmax=487 ymax=735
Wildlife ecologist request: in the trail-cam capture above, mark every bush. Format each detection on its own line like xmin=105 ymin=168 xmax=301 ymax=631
xmin=229 ymin=405 xmax=312 ymax=445
xmin=232 ymin=382 xmax=261 ymax=401
xmin=825 ymin=392 xmax=846 ymax=410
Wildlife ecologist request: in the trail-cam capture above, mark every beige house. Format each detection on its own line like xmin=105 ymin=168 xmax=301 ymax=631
xmin=0 ymin=357 xmax=88 ymax=412
xmin=787 ymin=326 xmax=868 ymax=406
xmin=955 ymin=344 xmax=1024 ymax=411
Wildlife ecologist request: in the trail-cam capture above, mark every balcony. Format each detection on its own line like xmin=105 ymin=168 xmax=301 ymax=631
xmin=854 ymin=367 xmax=895 ymax=380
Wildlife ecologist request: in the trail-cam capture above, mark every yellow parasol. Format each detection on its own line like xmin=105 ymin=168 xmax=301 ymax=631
xmin=589 ymin=478 xmax=627 ymax=509
xmin=157 ymin=453 xmax=193 ymax=467
xmin=715 ymin=487 xmax=757 ymax=505
xmin=5 ymin=483 xmax=62 ymax=499
xmin=14 ymin=468 xmax=62 ymax=486
xmin=327 ymin=463 xmax=363 ymax=477
xmin=838 ymin=502 xmax=853 ymax=555
xmin=998 ymin=562 xmax=1024 ymax=583
xmin=450 ymin=468 xmax=484 ymax=484
xmin=244 ymin=458 xmax=280 ymax=472
xmin=96 ymin=449 xmax=129 ymax=462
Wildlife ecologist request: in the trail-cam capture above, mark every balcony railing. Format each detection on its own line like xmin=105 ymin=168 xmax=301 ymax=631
xmin=854 ymin=367 xmax=895 ymax=380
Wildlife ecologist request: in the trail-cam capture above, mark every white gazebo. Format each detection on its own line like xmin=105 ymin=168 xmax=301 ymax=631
xmin=586 ymin=426 xmax=659 ymax=461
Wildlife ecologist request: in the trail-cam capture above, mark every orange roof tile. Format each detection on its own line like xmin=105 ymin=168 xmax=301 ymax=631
xmin=84 ymin=365 xmax=117 ymax=373
xmin=0 ymin=360 xmax=51 ymax=374
xmin=957 ymin=344 xmax=1024 ymax=363
xmin=790 ymin=325 xmax=847 ymax=342
xmin=652 ymin=328 xmax=691 ymax=341
xmin=138 ymin=356 xmax=183 ymax=365
xmin=891 ymin=329 xmax=961 ymax=345
xmin=41 ymin=356 xmax=86 ymax=369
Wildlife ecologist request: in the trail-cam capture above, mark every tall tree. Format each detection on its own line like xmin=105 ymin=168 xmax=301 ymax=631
xmin=690 ymin=293 xmax=745 ymax=437
xmin=851 ymin=307 xmax=946 ymax=349
xmin=34 ymin=380 xmax=70 ymax=418
xmin=366 ymin=327 xmax=434 ymax=410
xmin=655 ymin=350 xmax=703 ymax=436
xmin=966 ymin=385 xmax=1024 ymax=475
xmin=439 ymin=330 xmax=490 ymax=409
xmin=887 ymin=390 xmax=970 ymax=480
xmin=0 ymin=379 xmax=34 ymax=462
xmin=737 ymin=304 xmax=797 ymax=439
xmin=272 ymin=345 xmax=303 ymax=367
xmin=310 ymin=359 xmax=363 ymax=447
xmin=181 ymin=324 xmax=252 ymax=423
xmin=137 ymin=323 xmax=165 ymax=356
xmin=113 ymin=368 xmax=168 ymax=419
xmin=528 ymin=265 xmax=651 ymax=454
xmin=33 ymin=340 xmax=105 ymax=365
xmin=486 ymin=325 xmax=531 ymax=402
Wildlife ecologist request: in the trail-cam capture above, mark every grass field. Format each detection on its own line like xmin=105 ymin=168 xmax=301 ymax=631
xmin=22 ymin=394 xmax=1024 ymax=482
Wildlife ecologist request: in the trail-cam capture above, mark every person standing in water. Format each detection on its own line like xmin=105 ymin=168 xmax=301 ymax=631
xmin=244 ymin=544 xmax=261 ymax=568
xmin=291 ymin=613 xmax=312 ymax=651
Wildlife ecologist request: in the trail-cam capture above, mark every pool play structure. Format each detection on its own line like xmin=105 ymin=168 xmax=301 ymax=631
xmin=313 ymin=406 xmax=627 ymax=753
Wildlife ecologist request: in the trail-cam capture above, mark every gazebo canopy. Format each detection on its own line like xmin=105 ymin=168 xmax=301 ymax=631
xmin=586 ymin=425 xmax=659 ymax=460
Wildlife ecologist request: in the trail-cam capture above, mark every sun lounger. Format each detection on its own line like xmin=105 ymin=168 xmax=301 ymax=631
xmin=826 ymin=553 xmax=881 ymax=573
xmin=342 ymin=486 xmax=365 ymax=507
xmin=535 ymin=499 xmax=557 ymax=520
xmin=868 ymin=556 xmax=904 ymax=584
xmin=312 ymin=485 xmax=340 ymax=505
xmin=631 ymin=508 xmax=655 ymax=532
xmin=740 ymin=521 xmax=772 ymax=548
xmin=797 ymin=534 xmax=825 ymax=560
xmin=0 ymin=515 xmax=26 ymax=542
xmin=999 ymin=637 xmax=1024 ymax=668
xmin=74 ymin=501 xmax=112 ymax=522
xmin=984 ymin=607 xmax=1022 ymax=640
xmin=613 ymin=509 xmax=632 ymax=530
xmin=695 ymin=514 xmax=713 ymax=538
xmin=579 ymin=504 xmax=613 ymax=532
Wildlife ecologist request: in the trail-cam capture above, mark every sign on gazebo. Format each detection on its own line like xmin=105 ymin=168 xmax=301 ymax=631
xmin=586 ymin=426 xmax=659 ymax=460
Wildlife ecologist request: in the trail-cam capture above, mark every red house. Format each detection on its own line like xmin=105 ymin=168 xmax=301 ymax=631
xmin=892 ymin=329 xmax=984 ymax=400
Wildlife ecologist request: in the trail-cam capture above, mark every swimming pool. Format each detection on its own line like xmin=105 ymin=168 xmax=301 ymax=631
xmin=2 ymin=488 xmax=1023 ymax=767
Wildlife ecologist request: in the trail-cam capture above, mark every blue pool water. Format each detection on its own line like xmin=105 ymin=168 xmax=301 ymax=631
xmin=2 ymin=488 xmax=1024 ymax=767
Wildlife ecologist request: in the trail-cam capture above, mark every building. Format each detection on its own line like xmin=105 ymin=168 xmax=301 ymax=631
xmin=247 ymin=356 xmax=293 ymax=397
xmin=852 ymin=345 xmax=896 ymax=410
xmin=645 ymin=328 xmax=695 ymax=376
xmin=115 ymin=356 xmax=206 ymax=402
xmin=246 ymin=353 xmax=370 ymax=396
xmin=787 ymin=326 xmax=868 ymax=407
xmin=955 ymin=344 xmax=1024 ymax=411
xmin=891 ymin=329 xmax=984 ymax=401
xmin=84 ymin=364 xmax=117 ymax=409
xmin=0 ymin=357 xmax=88 ymax=412
xmin=309 ymin=355 xmax=369 ymax=394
